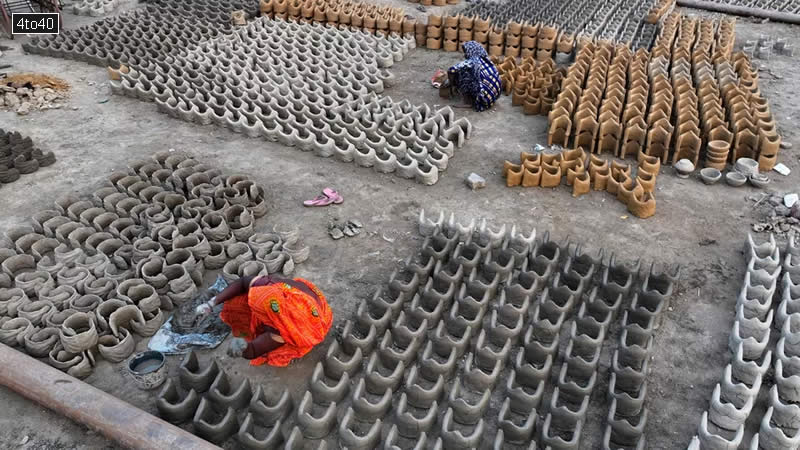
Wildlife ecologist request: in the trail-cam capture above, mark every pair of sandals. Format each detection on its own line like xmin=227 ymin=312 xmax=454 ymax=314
xmin=303 ymin=188 xmax=343 ymax=207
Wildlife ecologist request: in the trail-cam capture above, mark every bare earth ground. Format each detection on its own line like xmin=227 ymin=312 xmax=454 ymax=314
xmin=0 ymin=1 xmax=799 ymax=449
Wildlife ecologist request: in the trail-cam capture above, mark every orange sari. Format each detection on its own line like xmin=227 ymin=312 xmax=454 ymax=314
xmin=219 ymin=278 xmax=332 ymax=367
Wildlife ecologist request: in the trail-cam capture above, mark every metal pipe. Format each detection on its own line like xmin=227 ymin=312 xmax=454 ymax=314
xmin=0 ymin=344 xmax=220 ymax=450
xmin=676 ymin=0 xmax=800 ymax=24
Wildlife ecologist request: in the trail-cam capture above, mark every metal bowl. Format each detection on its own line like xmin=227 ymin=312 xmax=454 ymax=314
xmin=127 ymin=350 xmax=166 ymax=390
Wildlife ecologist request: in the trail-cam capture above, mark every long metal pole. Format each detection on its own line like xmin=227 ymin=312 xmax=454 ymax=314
xmin=0 ymin=344 xmax=220 ymax=450
xmin=676 ymin=0 xmax=800 ymax=24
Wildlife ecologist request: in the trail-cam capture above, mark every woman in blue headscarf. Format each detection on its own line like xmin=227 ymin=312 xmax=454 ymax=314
xmin=448 ymin=41 xmax=501 ymax=112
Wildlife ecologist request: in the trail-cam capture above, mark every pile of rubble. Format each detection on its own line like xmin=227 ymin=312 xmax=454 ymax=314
xmin=751 ymin=192 xmax=800 ymax=236
xmin=1 ymin=74 xmax=70 ymax=115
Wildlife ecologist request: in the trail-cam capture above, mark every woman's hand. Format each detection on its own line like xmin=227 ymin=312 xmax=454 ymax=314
xmin=227 ymin=337 xmax=248 ymax=357
xmin=194 ymin=298 xmax=215 ymax=317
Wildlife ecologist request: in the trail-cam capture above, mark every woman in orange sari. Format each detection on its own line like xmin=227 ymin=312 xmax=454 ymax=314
xmin=196 ymin=275 xmax=333 ymax=367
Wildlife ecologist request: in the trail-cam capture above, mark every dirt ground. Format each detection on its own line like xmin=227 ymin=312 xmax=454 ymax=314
xmin=0 ymin=1 xmax=799 ymax=449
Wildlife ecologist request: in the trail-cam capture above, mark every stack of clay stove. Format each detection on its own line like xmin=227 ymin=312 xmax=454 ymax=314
xmin=545 ymin=14 xmax=782 ymax=172
xmin=425 ymin=14 xmax=490 ymax=52
xmin=503 ymin=148 xmax=661 ymax=219
xmin=259 ymin=0 xmax=416 ymax=36
xmin=690 ymin=234 xmax=800 ymax=449
xmin=155 ymin=351 xmax=297 ymax=445
xmin=494 ymin=56 xmax=565 ymax=116
xmin=0 ymin=130 xmax=57 ymax=184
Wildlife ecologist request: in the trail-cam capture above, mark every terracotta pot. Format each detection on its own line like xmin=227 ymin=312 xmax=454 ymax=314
xmin=541 ymin=152 xmax=559 ymax=166
xmin=758 ymin=128 xmax=781 ymax=157
xmin=474 ymin=18 xmax=490 ymax=32
xmin=572 ymin=172 xmax=590 ymax=197
xmin=521 ymin=35 xmax=536 ymax=49
xmin=505 ymin=45 xmax=520 ymax=58
xmin=540 ymin=163 xmax=562 ymax=188
xmin=377 ymin=15 xmax=389 ymax=31
xmin=522 ymin=165 xmax=542 ymax=187
xmin=427 ymin=25 xmax=442 ymax=38
xmin=443 ymin=40 xmax=459 ymax=52
xmin=444 ymin=27 xmax=458 ymax=40
xmin=636 ymin=169 xmax=656 ymax=193
xmin=520 ymin=152 xmax=541 ymax=166
xmin=504 ymin=162 xmax=523 ymax=187
xmin=557 ymin=34 xmax=575 ymax=53
xmin=616 ymin=175 xmax=642 ymax=206
xmin=443 ymin=15 xmax=459 ymax=28
xmin=350 ymin=11 xmax=363 ymax=27
xmin=548 ymin=115 xmax=571 ymax=148
xmin=628 ymin=191 xmax=656 ymax=219
xmin=523 ymin=96 xmax=541 ymax=115
xmin=593 ymin=167 xmax=610 ymax=191
xmin=489 ymin=29 xmax=505 ymax=45
xmin=566 ymin=166 xmax=585 ymax=186
xmin=426 ymin=38 xmax=442 ymax=50
xmin=637 ymin=151 xmax=661 ymax=175
xmin=758 ymin=152 xmax=777 ymax=171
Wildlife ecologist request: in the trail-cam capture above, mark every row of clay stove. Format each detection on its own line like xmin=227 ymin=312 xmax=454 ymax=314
xmin=458 ymin=0 xmax=671 ymax=50
xmin=391 ymin=211 xmax=675 ymax=448
xmin=259 ymin=0 xmax=413 ymax=35
xmin=109 ymin=19 xmax=469 ymax=184
xmin=24 ymin=0 xmax=257 ymax=70
xmin=698 ymin=0 xmax=800 ymax=13
xmin=0 ymin=150 xmax=299 ymax=379
xmin=0 ymin=129 xmax=56 ymax=184
xmin=414 ymin=212 xmax=677 ymax=449
xmin=72 ymin=0 xmax=126 ymax=16
xmin=156 ymin=351 xmax=298 ymax=447
xmin=420 ymin=14 xmax=572 ymax=59
xmin=743 ymin=34 xmax=795 ymax=60
xmin=503 ymin=147 xmax=661 ymax=219
xmin=690 ymin=234 xmax=800 ymax=450
xmin=460 ymin=0 xmax=671 ymax=28
xmin=495 ymin=57 xmax=565 ymax=117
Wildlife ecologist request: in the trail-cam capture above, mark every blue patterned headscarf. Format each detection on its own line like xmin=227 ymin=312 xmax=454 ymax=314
xmin=451 ymin=41 xmax=487 ymax=99
xmin=448 ymin=41 xmax=501 ymax=111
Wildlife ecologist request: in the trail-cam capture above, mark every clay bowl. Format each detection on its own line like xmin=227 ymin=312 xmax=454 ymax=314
xmin=700 ymin=168 xmax=721 ymax=185
xmin=734 ymin=157 xmax=759 ymax=177
xmin=674 ymin=159 xmax=694 ymax=179
xmin=749 ymin=173 xmax=770 ymax=188
xmin=725 ymin=171 xmax=747 ymax=187
xmin=128 ymin=350 xmax=166 ymax=390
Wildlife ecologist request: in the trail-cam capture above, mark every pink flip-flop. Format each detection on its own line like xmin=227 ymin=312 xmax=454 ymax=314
xmin=303 ymin=188 xmax=343 ymax=207
xmin=323 ymin=188 xmax=343 ymax=203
